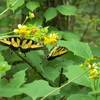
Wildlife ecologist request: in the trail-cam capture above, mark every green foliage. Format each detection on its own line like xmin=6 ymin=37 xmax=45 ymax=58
xmin=58 ymin=40 xmax=93 ymax=59
xmin=67 ymin=94 xmax=95 ymax=100
xmin=64 ymin=65 xmax=91 ymax=87
xmin=0 ymin=0 xmax=100 ymax=100
xmin=0 ymin=69 xmax=59 ymax=99
xmin=22 ymin=80 xmax=59 ymax=100
xmin=0 ymin=53 xmax=11 ymax=77
xmin=7 ymin=0 xmax=25 ymax=12
xmin=26 ymin=1 xmax=40 ymax=11
xmin=57 ymin=5 xmax=78 ymax=16
xmin=44 ymin=7 xmax=58 ymax=21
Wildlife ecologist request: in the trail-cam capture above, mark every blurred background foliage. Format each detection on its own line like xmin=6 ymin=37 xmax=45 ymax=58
xmin=0 ymin=0 xmax=100 ymax=45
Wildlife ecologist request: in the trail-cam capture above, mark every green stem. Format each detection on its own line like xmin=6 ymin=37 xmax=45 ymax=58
xmin=22 ymin=16 xmax=29 ymax=25
xmin=0 ymin=8 xmax=10 ymax=17
xmin=41 ymin=71 xmax=87 ymax=100
xmin=0 ymin=0 xmax=18 ymax=17
xmin=93 ymin=80 xmax=98 ymax=100
xmin=14 ymin=51 xmax=47 ymax=81
xmin=58 ymin=67 xmax=63 ymax=87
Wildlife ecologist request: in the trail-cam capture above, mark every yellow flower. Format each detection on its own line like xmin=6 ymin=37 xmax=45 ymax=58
xmin=14 ymin=24 xmax=31 ymax=36
xmin=89 ymin=68 xmax=99 ymax=79
xmin=43 ymin=33 xmax=59 ymax=45
xmin=88 ymin=63 xmax=100 ymax=79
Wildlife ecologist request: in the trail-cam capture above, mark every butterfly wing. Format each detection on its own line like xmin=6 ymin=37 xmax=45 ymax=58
xmin=0 ymin=37 xmax=20 ymax=50
xmin=11 ymin=37 xmax=20 ymax=48
xmin=0 ymin=38 xmax=11 ymax=46
xmin=0 ymin=37 xmax=43 ymax=52
xmin=47 ymin=46 xmax=68 ymax=60
xmin=20 ymin=39 xmax=43 ymax=52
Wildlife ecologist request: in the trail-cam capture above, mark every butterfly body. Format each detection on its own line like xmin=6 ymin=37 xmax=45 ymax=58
xmin=0 ymin=36 xmax=43 ymax=53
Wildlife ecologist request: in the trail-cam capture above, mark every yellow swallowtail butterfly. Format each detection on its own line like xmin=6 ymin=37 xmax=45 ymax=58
xmin=0 ymin=36 xmax=43 ymax=52
xmin=47 ymin=46 xmax=68 ymax=60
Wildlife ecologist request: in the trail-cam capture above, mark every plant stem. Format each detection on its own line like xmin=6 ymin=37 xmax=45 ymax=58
xmin=14 ymin=51 xmax=47 ymax=81
xmin=58 ymin=67 xmax=63 ymax=87
xmin=41 ymin=71 xmax=87 ymax=100
xmin=93 ymin=80 xmax=98 ymax=100
xmin=0 ymin=8 xmax=9 ymax=17
xmin=0 ymin=0 xmax=18 ymax=17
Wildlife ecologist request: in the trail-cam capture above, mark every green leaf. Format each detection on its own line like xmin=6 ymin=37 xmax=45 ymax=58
xmin=0 ymin=53 xmax=11 ymax=77
xmin=7 ymin=0 xmax=25 ymax=12
xmin=61 ymin=82 xmax=91 ymax=98
xmin=26 ymin=1 xmax=40 ymax=11
xmin=68 ymin=94 xmax=95 ymax=100
xmin=21 ymin=80 xmax=59 ymax=99
xmin=64 ymin=65 xmax=91 ymax=87
xmin=58 ymin=31 xmax=80 ymax=41
xmin=0 ymin=45 xmax=8 ymax=51
xmin=0 ymin=69 xmax=26 ymax=97
xmin=0 ymin=61 xmax=11 ymax=74
xmin=56 ymin=5 xmax=77 ymax=16
xmin=26 ymin=51 xmax=44 ymax=72
xmin=43 ymin=66 xmax=60 ymax=81
xmin=43 ymin=56 xmax=72 ymax=81
xmin=91 ymin=46 xmax=100 ymax=57
xmin=8 ymin=69 xmax=26 ymax=88
xmin=0 ymin=53 xmax=5 ymax=61
xmin=44 ymin=7 xmax=58 ymax=21
xmin=58 ymin=40 xmax=93 ymax=59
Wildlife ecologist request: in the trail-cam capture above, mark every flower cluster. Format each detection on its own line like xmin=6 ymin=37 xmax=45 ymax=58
xmin=14 ymin=24 xmax=31 ymax=36
xmin=81 ymin=58 xmax=100 ymax=80
xmin=43 ymin=33 xmax=59 ymax=45
xmin=88 ymin=63 xmax=100 ymax=79
xmin=13 ymin=22 xmax=59 ymax=45
xmin=13 ymin=24 xmax=48 ymax=39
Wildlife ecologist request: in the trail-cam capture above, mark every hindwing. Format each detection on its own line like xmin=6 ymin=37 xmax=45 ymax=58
xmin=47 ymin=46 xmax=68 ymax=60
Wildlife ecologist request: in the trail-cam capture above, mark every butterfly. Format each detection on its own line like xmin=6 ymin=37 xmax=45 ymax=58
xmin=0 ymin=36 xmax=43 ymax=53
xmin=47 ymin=46 xmax=68 ymax=60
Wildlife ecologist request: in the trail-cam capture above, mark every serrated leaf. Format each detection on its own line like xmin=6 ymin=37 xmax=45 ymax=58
xmin=7 ymin=0 xmax=24 ymax=12
xmin=8 ymin=69 xmax=26 ymax=88
xmin=64 ymin=65 xmax=91 ymax=87
xmin=21 ymin=80 xmax=59 ymax=99
xmin=44 ymin=7 xmax=58 ymax=21
xmin=68 ymin=94 xmax=95 ymax=100
xmin=58 ymin=40 xmax=93 ymax=59
xmin=26 ymin=1 xmax=40 ymax=11
xmin=56 ymin=5 xmax=77 ymax=16
xmin=0 ymin=69 xmax=26 ymax=97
